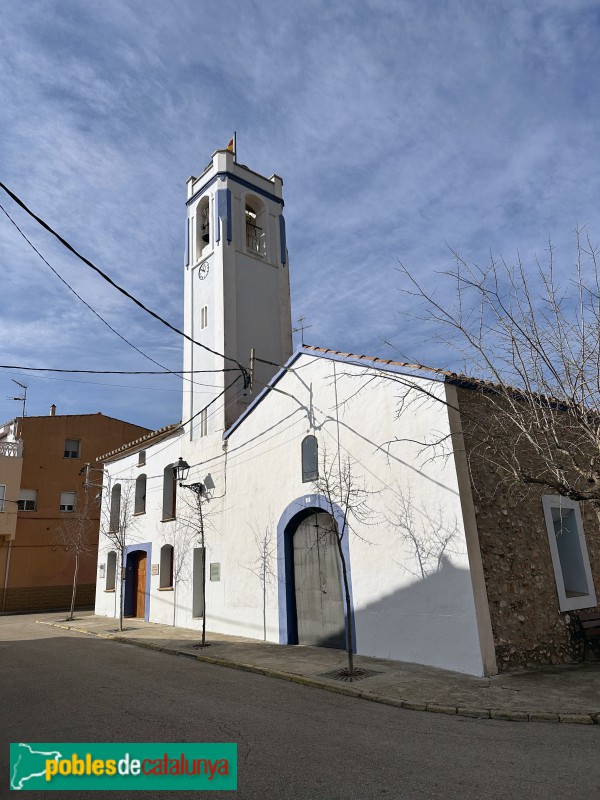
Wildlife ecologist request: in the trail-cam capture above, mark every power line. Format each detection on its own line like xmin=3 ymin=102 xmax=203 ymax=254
xmin=0 ymin=370 xmax=215 ymax=392
xmin=109 ymin=382 xmax=248 ymax=479
xmin=0 ymin=202 xmax=231 ymax=392
xmin=0 ymin=365 xmax=235 ymax=375
xmin=0 ymin=182 xmax=250 ymax=387
xmin=104 ymin=375 xmax=244 ymax=480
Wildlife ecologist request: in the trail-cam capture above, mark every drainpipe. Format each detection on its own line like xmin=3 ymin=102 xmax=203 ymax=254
xmin=2 ymin=540 xmax=13 ymax=612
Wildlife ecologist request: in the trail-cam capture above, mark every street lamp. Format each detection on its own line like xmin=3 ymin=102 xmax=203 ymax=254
xmin=173 ymin=458 xmax=205 ymax=495
xmin=173 ymin=457 xmax=190 ymax=484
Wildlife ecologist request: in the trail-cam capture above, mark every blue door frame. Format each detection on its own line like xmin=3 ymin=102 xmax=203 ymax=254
xmin=276 ymin=494 xmax=356 ymax=651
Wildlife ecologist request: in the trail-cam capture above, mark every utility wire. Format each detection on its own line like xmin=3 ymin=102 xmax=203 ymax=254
xmin=0 ymin=202 xmax=230 ymax=391
xmin=0 ymin=365 xmax=236 ymax=375
xmin=0 ymin=182 xmax=250 ymax=387
xmin=1 ymin=371 xmax=215 ymax=392
xmin=105 ymin=375 xmax=243 ymax=478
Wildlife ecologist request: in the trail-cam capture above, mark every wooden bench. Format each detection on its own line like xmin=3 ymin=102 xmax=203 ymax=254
xmin=573 ymin=610 xmax=600 ymax=659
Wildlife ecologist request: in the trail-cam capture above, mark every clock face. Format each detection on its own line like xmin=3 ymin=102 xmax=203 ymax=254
xmin=198 ymin=261 xmax=210 ymax=280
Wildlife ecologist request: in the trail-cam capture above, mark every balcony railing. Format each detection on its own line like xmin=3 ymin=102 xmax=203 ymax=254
xmin=0 ymin=441 xmax=22 ymax=458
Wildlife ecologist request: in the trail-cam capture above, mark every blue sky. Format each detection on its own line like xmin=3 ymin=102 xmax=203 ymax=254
xmin=1 ymin=0 xmax=600 ymax=430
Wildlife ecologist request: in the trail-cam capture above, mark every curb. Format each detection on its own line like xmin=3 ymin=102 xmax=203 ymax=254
xmin=36 ymin=620 xmax=600 ymax=726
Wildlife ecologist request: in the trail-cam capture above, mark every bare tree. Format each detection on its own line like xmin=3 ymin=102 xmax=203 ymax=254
xmin=178 ymin=484 xmax=210 ymax=648
xmin=312 ymin=447 xmax=373 ymax=676
xmin=396 ymin=230 xmax=600 ymax=513
xmin=100 ymin=479 xmax=139 ymax=632
xmin=387 ymin=486 xmax=459 ymax=580
xmin=244 ymin=521 xmax=278 ymax=641
xmin=161 ymin=511 xmax=200 ymax=627
xmin=55 ymin=480 xmax=97 ymax=620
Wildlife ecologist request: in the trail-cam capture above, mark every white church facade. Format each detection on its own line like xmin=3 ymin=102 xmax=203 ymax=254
xmin=95 ymin=148 xmax=599 ymax=677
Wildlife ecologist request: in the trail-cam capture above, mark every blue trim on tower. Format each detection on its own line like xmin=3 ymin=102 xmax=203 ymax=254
xmin=214 ymin=194 xmax=220 ymax=244
xmin=226 ymin=188 xmax=232 ymax=243
xmin=276 ymin=494 xmax=356 ymax=651
xmin=187 ymin=171 xmax=284 ymax=209
xmin=185 ymin=218 xmax=190 ymax=267
xmin=279 ymin=214 xmax=287 ymax=265
xmin=216 ymin=188 xmax=232 ymax=245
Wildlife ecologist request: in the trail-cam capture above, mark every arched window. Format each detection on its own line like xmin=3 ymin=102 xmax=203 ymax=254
xmin=196 ymin=196 xmax=210 ymax=260
xmin=106 ymin=551 xmax=117 ymax=591
xmin=160 ymin=544 xmax=174 ymax=589
xmin=245 ymin=196 xmax=266 ymax=258
xmin=109 ymin=484 xmax=121 ymax=531
xmin=135 ymin=474 xmax=146 ymax=515
xmin=162 ymin=465 xmax=176 ymax=521
xmin=301 ymin=436 xmax=318 ymax=482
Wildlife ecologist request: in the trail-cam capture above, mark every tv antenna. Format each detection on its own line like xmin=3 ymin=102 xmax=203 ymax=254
xmin=10 ymin=379 xmax=27 ymax=418
xmin=293 ymin=315 xmax=313 ymax=345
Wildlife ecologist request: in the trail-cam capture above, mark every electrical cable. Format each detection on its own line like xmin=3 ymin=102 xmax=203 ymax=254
xmin=106 ymin=374 xmax=243 ymax=477
xmin=114 ymin=383 xmax=248 ymax=481
xmin=0 ymin=365 xmax=235 ymax=375
xmin=1 ymin=371 xmax=215 ymax=392
xmin=0 ymin=203 xmax=233 ymax=391
xmin=0 ymin=182 xmax=250 ymax=386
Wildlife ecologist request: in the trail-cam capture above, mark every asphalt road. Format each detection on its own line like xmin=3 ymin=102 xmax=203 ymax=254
xmin=1 ymin=614 xmax=599 ymax=799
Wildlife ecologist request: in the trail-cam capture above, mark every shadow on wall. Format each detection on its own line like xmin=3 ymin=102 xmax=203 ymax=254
xmin=352 ymin=558 xmax=483 ymax=676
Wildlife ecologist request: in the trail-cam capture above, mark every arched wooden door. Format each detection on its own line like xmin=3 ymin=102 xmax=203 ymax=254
xmin=135 ymin=552 xmax=147 ymax=618
xmin=293 ymin=512 xmax=345 ymax=649
xmin=125 ymin=551 xmax=147 ymax=619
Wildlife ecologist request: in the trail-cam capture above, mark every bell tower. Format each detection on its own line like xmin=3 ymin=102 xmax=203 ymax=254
xmin=182 ymin=147 xmax=293 ymax=439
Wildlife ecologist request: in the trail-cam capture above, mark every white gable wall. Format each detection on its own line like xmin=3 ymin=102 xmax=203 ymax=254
xmin=95 ymin=354 xmax=485 ymax=676
xmin=222 ymin=354 xmax=484 ymax=675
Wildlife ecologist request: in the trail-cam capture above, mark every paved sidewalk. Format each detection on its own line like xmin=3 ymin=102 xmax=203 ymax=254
xmin=37 ymin=612 xmax=600 ymax=725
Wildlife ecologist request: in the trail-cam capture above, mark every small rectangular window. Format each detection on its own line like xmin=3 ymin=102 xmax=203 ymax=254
xmin=138 ymin=450 xmax=146 ymax=467
xmin=542 ymin=495 xmax=597 ymax=611
xmin=64 ymin=439 xmax=80 ymax=459
xmin=17 ymin=489 xmax=37 ymax=511
xmin=0 ymin=484 xmax=5 ymax=512
xmin=200 ymin=408 xmax=208 ymax=437
xmin=200 ymin=305 xmax=208 ymax=330
xmin=210 ymin=562 xmax=221 ymax=582
xmin=60 ymin=491 xmax=76 ymax=512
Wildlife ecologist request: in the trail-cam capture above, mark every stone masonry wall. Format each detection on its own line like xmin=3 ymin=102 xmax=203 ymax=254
xmin=457 ymin=386 xmax=600 ymax=672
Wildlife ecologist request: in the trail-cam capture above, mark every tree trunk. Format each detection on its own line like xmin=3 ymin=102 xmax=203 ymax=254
xmin=199 ymin=498 xmax=206 ymax=648
xmin=172 ymin=581 xmax=177 ymax=627
xmin=118 ymin=551 xmax=125 ymax=632
xmin=262 ymin=560 xmax=267 ymax=641
xmin=69 ymin=553 xmax=79 ymax=621
xmin=336 ymin=532 xmax=354 ymax=675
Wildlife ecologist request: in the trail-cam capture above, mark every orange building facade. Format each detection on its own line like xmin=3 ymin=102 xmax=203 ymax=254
xmin=0 ymin=411 xmax=149 ymax=612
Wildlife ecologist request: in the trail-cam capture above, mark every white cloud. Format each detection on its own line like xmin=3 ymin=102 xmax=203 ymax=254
xmin=2 ymin=0 xmax=600 ymax=426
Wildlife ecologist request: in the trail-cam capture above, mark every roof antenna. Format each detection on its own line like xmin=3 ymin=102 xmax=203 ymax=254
xmin=293 ymin=316 xmax=313 ymax=346
xmin=10 ymin=379 xmax=27 ymax=418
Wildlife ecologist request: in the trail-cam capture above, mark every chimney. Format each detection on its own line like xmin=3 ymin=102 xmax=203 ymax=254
xmin=50 ymin=404 xmax=56 ymax=417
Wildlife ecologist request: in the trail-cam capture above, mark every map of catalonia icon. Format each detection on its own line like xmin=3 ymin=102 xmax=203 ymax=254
xmin=11 ymin=743 xmax=63 ymax=790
